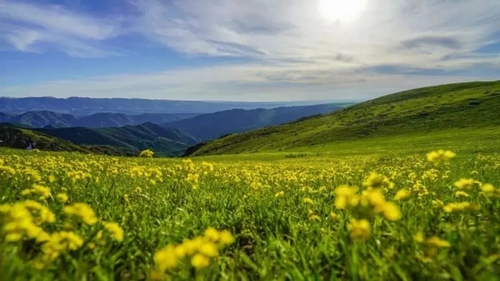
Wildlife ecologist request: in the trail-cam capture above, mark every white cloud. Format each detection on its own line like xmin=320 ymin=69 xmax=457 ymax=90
xmin=0 ymin=1 xmax=123 ymax=57
xmin=0 ymin=62 xmax=495 ymax=101
xmin=1 ymin=0 xmax=500 ymax=100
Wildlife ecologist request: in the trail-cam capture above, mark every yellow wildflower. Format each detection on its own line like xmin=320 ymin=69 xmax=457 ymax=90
xmin=104 ymin=222 xmax=124 ymax=242
xmin=347 ymin=219 xmax=370 ymax=240
xmin=453 ymin=178 xmax=475 ymax=190
xmin=191 ymin=253 xmax=210 ymax=269
xmin=426 ymin=150 xmax=456 ymax=164
xmin=63 ymin=203 xmax=98 ymax=225
xmin=56 ymin=193 xmax=69 ymax=203
xmin=154 ymin=245 xmax=178 ymax=271
xmin=394 ymin=189 xmax=411 ymax=201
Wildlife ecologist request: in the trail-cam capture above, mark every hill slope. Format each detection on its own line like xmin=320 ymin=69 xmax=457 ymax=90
xmin=0 ymin=111 xmax=197 ymax=128
xmin=35 ymin=122 xmax=199 ymax=157
xmin=0 ymin=123 xmax=130 ymax=156
xmin=163 ymin=103 xmax=343 ymax=141
xmin=186 ymin=81 xmax=500 ymax=156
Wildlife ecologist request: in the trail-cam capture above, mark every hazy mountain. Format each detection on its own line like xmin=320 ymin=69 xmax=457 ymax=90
xmin=0 ymin=111 xmax=197 ymax=128
xmin=163 ymin=103 xmax=345 ymax=141
xmin=0 ymin=97 xmax=321 ymax=115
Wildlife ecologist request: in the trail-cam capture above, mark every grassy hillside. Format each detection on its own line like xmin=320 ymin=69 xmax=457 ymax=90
xmin=164 ymin=103 xmax=344 ymax=141
xmin=35 ymin=122 xmax=198 ymax=157
xmin=0 ymin=124 xmax=130 ymax=156
xmin=187 ymin=81 xmax=500 ymax=156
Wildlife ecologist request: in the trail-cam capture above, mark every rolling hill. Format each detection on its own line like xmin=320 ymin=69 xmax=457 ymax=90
xmin=163 ymin=103 xmax=344 ymax=141
xmin=0 ymin=123 xmax=131 ymax=156
xmin=0 ymin=97 xmax=333 ymax=115
xmin=34 ymin=122 xmax=199 ymax=157
xmin=185 ymin=81 xmax=500 ymax=156
xmin=0 ymin=111 xmax=197 ymax=128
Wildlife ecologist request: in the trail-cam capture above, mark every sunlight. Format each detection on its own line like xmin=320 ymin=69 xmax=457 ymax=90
xmin=317 ymin=0 xmax=367 ymax=23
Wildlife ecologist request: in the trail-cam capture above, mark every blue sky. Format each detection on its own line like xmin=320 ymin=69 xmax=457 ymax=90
xmin=0 ymin=0 xmax=499 ymax=101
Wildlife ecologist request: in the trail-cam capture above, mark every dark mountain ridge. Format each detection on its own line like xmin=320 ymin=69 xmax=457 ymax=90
xmin=163 ymin=103 xmax=343 ymax=141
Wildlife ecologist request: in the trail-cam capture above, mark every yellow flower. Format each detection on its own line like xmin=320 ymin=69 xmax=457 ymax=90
xmin=480 ymin=183 xmax=495 ymax=193
xmin=275 ymin=191 xmax=285 ymax=197
xmin=413 ymin=231 xmax=425 ymax=243
xmin=303 ymin=198 xmax=314 ymax=205
xmin=455 ymin=191 xmax=469 ymax=198
xmin=42 ymin=231 xmax=84 ymax=256
xmin=204 ymin=227 xmax=220 ymax=242
xmin=309 ymin=214 xmax=321 ymax=221
xmin=381 ymin=202 xmax=401 ymax=221
xmin=426 ymin=150 xmax=456 ymax=164
xmin=334 ymin=185 xmax=359 ymax=209
xmin=362 ymin=172 xmax=394 ymax=189
xmin=174 ymin=245 xmax=187 ymax=258
xmin=48 ymin=174 xmax=55 ymax=183
xmin=154 ymin=245 xmax=178 ymax=271
xmin=56 ymin=193 xmax=69 ymax=203
xmin=453 ymin=178 xmax=475 ymax=190
xmin=63 ymin=203 xmax=98 ymax=225
xmin=219 ymin=230 xmax=235 ymax=245
xmin=426 ymin=237 xmax=451 ymax=248
xmin=191 ymin=253 xmax=210 ymax=269
xmin=394 ymin=189 xmax=411 ymax=201
xmin=347 ymin=219 xmax=370 ymax=240
xmin=139 ymin=149 xmax=154 ymax=158
xmin=199 ymin=242 xmax=219 ymax=257
xmin=104 ymin=222 xmax=124 ymax=242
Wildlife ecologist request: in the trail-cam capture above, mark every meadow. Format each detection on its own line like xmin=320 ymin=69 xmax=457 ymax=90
xmin=1 ymin=144 xmax=499 ymax=281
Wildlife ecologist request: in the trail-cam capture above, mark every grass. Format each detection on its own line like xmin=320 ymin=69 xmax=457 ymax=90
xmin=1 ymin=136 xmax=499 ymax=280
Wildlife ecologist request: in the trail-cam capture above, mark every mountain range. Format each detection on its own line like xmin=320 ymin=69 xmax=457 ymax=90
xmin=0 ymin=97 xmax=342 ymax=115
xmin=0 ymin=111 xmax=196 ymax=128
xmin=0 ymin=103 xmax=342 ymax=156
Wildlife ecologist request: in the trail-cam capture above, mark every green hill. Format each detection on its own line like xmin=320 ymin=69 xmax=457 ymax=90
xmin=186 ymin=81 xmax=500 ymax=156
xmin=35 ymin=122 xmax=199 ymax=157
xmin=0 ymin=123 xmax=130 ymax=156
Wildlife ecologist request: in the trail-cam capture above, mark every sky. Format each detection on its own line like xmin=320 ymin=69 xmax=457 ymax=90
xmin=0 ymin=0 xmax=499 ymax=102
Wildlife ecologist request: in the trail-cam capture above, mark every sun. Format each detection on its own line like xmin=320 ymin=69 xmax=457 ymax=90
xmin=317 ymin=0 xmax=367 ymax=23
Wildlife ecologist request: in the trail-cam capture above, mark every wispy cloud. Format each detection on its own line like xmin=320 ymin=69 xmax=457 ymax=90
xmin=0 ymin=1 xmax=124 ymax=57
xmin=1 ymin=0 xmax=499 ymax=100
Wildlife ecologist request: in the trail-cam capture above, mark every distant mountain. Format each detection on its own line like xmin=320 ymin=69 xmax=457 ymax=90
xmin=0 ymin=123 xmax=131 ymax=156
xmin=163 ymin=103 xmax=344 ymax=141
xmin=0 ymin=111 xmax=197 ymax=128
xmin=34 ymin=122 xmax=199 ymax=157
xmin=0 ymin=97 xmax=321 ymax=115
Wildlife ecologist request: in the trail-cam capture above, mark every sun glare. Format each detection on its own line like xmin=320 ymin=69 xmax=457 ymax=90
xmin=317 ymin=0 xmax=367 ymax=23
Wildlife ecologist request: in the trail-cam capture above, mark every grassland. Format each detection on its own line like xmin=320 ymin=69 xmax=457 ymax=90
xmin=1 ymin=140 xmax=499 ymax=280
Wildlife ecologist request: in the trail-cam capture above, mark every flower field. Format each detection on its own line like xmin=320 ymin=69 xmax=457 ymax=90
xmin=0 ymin=148 xmax=499 ymax=280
